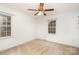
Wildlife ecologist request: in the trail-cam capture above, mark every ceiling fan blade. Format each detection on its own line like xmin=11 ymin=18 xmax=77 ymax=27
xmin=43 ymin=12 xmax=46 ymax=16
xmin=28 ymin=9 xmax=38 ymax=11
xmin=34 ymin=12 xmax=39 ymax=15
xmin=44 ymin=9 xmax=54 ymax=11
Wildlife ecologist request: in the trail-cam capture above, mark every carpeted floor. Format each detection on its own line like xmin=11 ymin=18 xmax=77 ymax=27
xmin=0 ymin=39 xmax=79 ymax=55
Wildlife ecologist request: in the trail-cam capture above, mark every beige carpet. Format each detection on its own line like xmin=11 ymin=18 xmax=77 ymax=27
xmin=0 ymin=39 xmax=79 ymax=55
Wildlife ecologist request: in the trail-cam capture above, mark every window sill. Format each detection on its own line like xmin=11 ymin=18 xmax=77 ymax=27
xmin=0 ymin=36 xmax=12 ymax=40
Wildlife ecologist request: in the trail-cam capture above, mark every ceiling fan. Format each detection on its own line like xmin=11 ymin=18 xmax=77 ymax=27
xmin=28 ymin=3 xmax=54 ymax=16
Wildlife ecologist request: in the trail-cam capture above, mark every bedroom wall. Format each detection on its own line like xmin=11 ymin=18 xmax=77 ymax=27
xmin=36 ymin=11 xmax=79 ymax=48
xmin=0 ymin=5 xmax=35 ymax=51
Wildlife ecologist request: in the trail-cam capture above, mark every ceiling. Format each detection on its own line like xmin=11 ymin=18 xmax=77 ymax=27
xmin=0 ymin=3 xmax=79 ymax=18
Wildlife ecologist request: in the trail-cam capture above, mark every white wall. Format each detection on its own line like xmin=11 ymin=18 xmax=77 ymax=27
xmin=36 ymin=11 xmax=79 ymax=48
xmin=0 ymin=5 xmax=35 ymax=51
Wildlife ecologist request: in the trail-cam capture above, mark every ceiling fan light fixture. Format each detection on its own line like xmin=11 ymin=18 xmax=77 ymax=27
xmin=37 ymin=11 xmax=44 ymax=15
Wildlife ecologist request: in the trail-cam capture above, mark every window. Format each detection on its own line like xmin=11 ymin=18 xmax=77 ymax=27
xmin=0 ymin=15 xmax=11 ymax=37
xmin=48 ymin=20 xmax=56 ymax=34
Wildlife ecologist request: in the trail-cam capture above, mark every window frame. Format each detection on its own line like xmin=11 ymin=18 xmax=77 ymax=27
xmin=0 ymin=11 xmax=11 ymax=39
xmin=48 ymin=20 xmax=56 ymax=34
